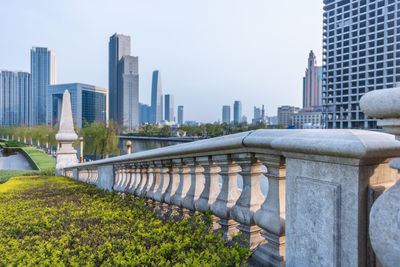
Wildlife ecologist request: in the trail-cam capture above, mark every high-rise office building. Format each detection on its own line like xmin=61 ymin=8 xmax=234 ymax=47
xmin=139 ymin=103 xmax=151 ymax=124
xmin=303 ymin=50 xmax=323 ymax=111
xmin=222 ymin=105 xmax=231 ymax=124
xmin=31 ymin=47 xmax=56 ymax=125
xmin=277 ymin=105 xmax=300 ymax=128
xmin=233 ymin=101 xmax=242 ymax=123
xmin=108 ymin=33 xmax=139 ymax=129
xmin=151 ymin=70 xmax=163 ymax=123
xmin=164 ymin=94 xmax=174 ymax=122
xmin=177 ymin=105 xmax=184 ymax=125
xmin=118 ymin=55 xmax=139 ymax=129
xmin=47 ymin=83 xmax=108 ymax=128
xmin=0 ymin=71 xmax=31 ymax=126
xmin=322 ymin=0 xmax=400 ymax=129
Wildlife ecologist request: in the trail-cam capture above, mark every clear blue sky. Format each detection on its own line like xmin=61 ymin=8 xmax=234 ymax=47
xmin=0 ymin=0 xmax=323 ymax=123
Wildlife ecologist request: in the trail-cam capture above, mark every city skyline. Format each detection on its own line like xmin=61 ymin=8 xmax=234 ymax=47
xmin=0 ymin=0 xmax=323 ymax=123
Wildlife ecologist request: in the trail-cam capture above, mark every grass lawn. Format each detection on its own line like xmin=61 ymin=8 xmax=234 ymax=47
xmin=0 ymin=176 xmax=250 ymax=266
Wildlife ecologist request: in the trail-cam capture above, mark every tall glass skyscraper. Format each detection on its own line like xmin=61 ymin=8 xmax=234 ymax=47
xmin=47 ymin=83 xmax=108 ymax=128
xmin=303 ymin=50 xmax=323 ymax=111
xmin=0 ymin=71 xmax=31 ymax=126
xmin=151 ymin=70 xmax=163 ymax=123
xmin=322 ymin=0 xmax=400 ymax=129
xmin=164 ymin=94 xmax=174 ymax=122
xmin=31 ymin=47 xmax=56 ymax=125
xmin=233 ymin=100 xmax=242 ymax=123
xmin=109 ymin=33 xmax=139 ymax=129
xmin=222 ymin=105 xmax=231 ymax=124
xmin=177 ymin=105 xmax=184 ymax=125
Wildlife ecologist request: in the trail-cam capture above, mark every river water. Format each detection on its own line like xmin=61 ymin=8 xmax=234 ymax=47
xmin=0 ymin=149 xmax=33 ymax=170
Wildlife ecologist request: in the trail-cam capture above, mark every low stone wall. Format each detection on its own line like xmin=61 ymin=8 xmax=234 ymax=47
xmin=1 ymin=147 xmax=41 ymax=171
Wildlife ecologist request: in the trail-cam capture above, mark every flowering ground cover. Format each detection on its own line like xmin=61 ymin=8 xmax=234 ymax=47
xmin=0 ymin=176 xmax=250 ymax=266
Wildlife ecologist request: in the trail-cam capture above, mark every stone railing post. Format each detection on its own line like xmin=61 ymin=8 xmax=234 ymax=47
xmin=210 ymin=154 xmax=241 ymax=240
xmin=147 ymin=161 xmax=160 ymax=199
xmin=113 ymin=164 xmax=124 ymax=192
xmin=171 ymin=159 xmax=191 ymax=208
xmin=252 ymin=154 xmax=286 ymax=266
xmin=154 ymin=160 xmax=171 ymax=202
xmin=135 ymin=163 xmax=148 ymax=196
xmin=164 ymin=160 xmax=180 ymax=205
xmin=360 ymin=87 xmax=400 ymax=266
xmin=126 ymin=164 xmax=138 ymax=194
xmin=182 ymin=158 xmax=204 ymax=211
xmin=195 ymin=156 xmax=221 ymax=212
xmin=230 ymin=153 xmax=266 ymax=250
xmin=140 ymin=163 xmax=154 ymax=197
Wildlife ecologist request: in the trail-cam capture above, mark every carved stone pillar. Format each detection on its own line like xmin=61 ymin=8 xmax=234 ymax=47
xmin=252 ymin=154 xmax=286 ymax=266
xmin=135 ymin=163 xmax=148 ymax=196
xmin=171 ymin=159 xmax=191 ymax=208
xmin=195 ymin=156 xmax=221 ymax=212
xmin=113 ymin=165 xmax=123 ymax=192
xmin=164 ymin=160 xmax=180 ymax=204
xmin=230 ymin=153 xmax=266 ymax=250
xmin=154 ymin=160 xmax=171 ymax=202
xmin=210 ymin=154 xmax=241 ymax=240
xmin=182 ymin=158 xmax=204 ymax=211
xmin=140 ymin=163 xmax=154 ymax=197
xmin=126 ymin=164 xmax=137 ymax=194
xmin=147 ymin=161 xmax=160 ymax=199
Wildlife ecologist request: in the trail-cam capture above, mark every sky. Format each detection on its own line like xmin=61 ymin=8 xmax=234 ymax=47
xmin=0 ymin=0 xmax=323 ymax=123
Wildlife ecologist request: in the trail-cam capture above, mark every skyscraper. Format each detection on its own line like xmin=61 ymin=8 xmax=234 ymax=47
xmin=303 ymin=50 xmax=323 ymax=111
xmin=139 ymin=103 xmax=151 ymax=124
xmin=31 ymin=47 xmax=56 ymax=125
xmin=177 ymin=105 xmax=184 ymax=125
xmin=322 ymin=0 xmax=400 ymax=129
xmin=277 ymin=105 xmax=300 ymax=128
xmin=164 ymin=94 xmax=174 ymax=122
xmin=233 ymin=101 xmax=242 ymax=123
xmin=151 ymin=70 xmax=163 ymax=123
xmin=118 ymin=55 xmax=139 ymax=129
xmin=222 ymin=105 xmax=231 ymax=124
xmin=0 ymin=71 xmax=31 ymax=126
xmin=108 ymin=33 xmax=139 ymax=129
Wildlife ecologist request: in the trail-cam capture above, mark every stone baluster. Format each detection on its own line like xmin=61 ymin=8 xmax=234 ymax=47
xmin=114 ymin=165 xmax=126 ymax=192
xmin=195 ymin=156 xmax=221 ymax=211
xmin=164 ymin=160 xmax=180 ymax=204
xmin=135 ymin=163 xmax=148 ymax=196
xmin=154 ymin=160 xmax=171 ymax=202
xmin=230 ymin=153 xmax=266 ymax=250
xmin=140 ymin=163 xmax=154 ymax=197
xmin=182 ymin=158 xmax=204 ymax=211
xmin=121 ymin=164 xmax=132 ymax=191
xmin=126 ymin=164 xmax=138 ymax=194
xmin=252 ymin=154 xmax=286 ymax=266
xmin=210 ymin=154 xmax=241 ymax=240
xmin=171 ymin=159 xmax=191 ymax=208
xmin=147 ymin=161 xmax=161 ymax=199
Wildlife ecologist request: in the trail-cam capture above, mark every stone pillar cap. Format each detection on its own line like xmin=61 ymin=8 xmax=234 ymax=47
xmin=360 ymin=86 xmax=400 ymax=118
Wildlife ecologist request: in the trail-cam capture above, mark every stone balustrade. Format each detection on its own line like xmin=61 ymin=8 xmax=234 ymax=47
xmin=63 ymin=129 xmax=400 ymax=266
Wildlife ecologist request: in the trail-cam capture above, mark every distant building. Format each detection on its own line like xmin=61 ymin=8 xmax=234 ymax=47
xmin=177 ymin=105 xmax=184 ymax=125
xmin=31 ymin=47 xmax=56 ymax=125
xmin=108 ymin=33 xmax=139 ymax=129
xmin=164 ymin=94 xmax=174 ymax=122
xmin=303 ymin=50 xmax=322 ymax=111
xmin=254 ymin=107 xmax=261 ymax=121
xmin=233 ymin=101 xmax=242 ymax=123
xmin=267 ymin=116 xmax=278 ymax=125
xmin=139 ymin=103 xmax=151 ymax=124
xmin=322 ymin=0 xmax=400 ymax=129
xmin=222 ymin=105 xmax=231 ymax=124
xmin=47 ymin=83 xmax=108 ymax=128
xmin=0 ymin=71 xmax=31 ymax=126
xmin=292 ymin=110 xmax=323 ymax=129
xmin=277 ymin=105 xmax=300 ymax=128
xmin=151 ymin=70 xmax=163 ymax=123
xmin=241 ymin=115 xmax=247 ymax=123
xmin=252 ymin=105 xmax=267 ymax=125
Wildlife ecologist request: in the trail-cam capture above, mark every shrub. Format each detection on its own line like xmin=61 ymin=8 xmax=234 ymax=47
xmin=0 ymin=176 xmax=250 ymax=266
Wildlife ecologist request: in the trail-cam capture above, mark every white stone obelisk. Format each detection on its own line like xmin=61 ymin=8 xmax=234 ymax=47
xmin=56 ymin=90 xmax=78 ymax=175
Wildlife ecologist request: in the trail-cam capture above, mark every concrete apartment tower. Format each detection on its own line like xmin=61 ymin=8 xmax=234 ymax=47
xmin=108 ymin=33 xmax=139 ymax=129
xmin=31 ymin=47 xmax=56 ymax=125
xmin=164 ymin=94 xmax=174 ymax=122
xmin=322 ymin=0 xmax=400 ymax=129
xmin=233 ymin=101 xmax=242 ymax=123
xmin=222 ymin=105 xmax=231 ymax=124
xmin=151 ymin=70 xmax=163 ymax=123
xmin=177 ymin=105 xmax=184 ymax=125
xmin=303 ymin=50 xmax=322 ymax=111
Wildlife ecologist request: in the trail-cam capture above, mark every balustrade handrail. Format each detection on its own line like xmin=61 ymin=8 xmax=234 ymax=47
xmin=63 ymin=128 xmax=400 ymax=266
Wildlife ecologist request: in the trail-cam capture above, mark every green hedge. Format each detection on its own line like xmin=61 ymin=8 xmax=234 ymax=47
xmin=0 ymin=176 xmax=250 ymax=266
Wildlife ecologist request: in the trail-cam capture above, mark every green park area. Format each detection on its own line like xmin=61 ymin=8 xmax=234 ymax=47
xmin=0 ymin=176 xmax=250 ymax=265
